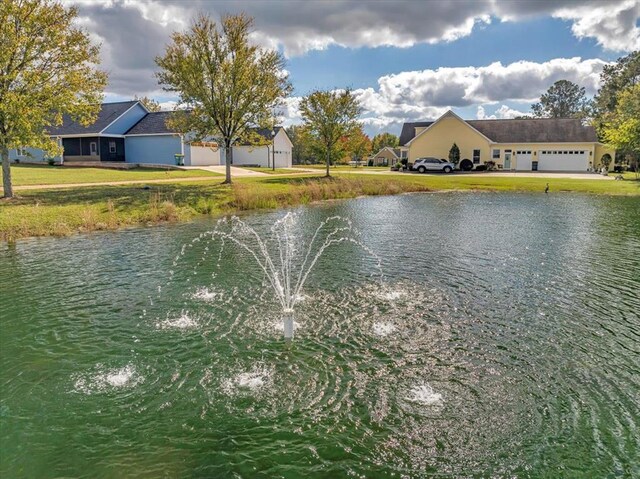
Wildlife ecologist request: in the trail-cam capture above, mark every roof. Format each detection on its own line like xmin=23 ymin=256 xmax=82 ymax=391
xmin=236 ymin=126 xmax=284 ymax=145
xmin=48 ymin=101 xmax=139 ymax=135
xmin=125 ymin=111 xmax=176 ymax=135
xmin=373 ymin=147 xmax=402 ymax=158
xmin=465 ymin=118 xmax=598 ymax=143
xmin=400 ymin=116 xmax=598 ymax=145
xmin=399 ymin=121 xmax=434 ymax=146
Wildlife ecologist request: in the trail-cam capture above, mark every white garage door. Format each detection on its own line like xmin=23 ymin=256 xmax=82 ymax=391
xmin=515 ymin=150 xmax=533 ymax=171
xmin=538 ymin=149 xmax=589 ymax=171
xmin=189 ymin=145 xmax=222 ymax=166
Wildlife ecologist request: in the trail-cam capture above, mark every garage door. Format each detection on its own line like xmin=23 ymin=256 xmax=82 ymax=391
xmin=515 ymin=150 xmax=532 ymax=171
xmin=538 ymin=149 xmax=589 ymax=171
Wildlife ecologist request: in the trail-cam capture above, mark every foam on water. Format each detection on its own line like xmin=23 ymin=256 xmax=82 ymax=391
xmin=405 ymin=383 xmax=443 ymax=406
xmin=382 ymin=290 xmax=406 ymax=301
xmin=73 ymin=364 xmax=142 ymax=394
xmin=156 ymin=312 xmax=199 ymax=330
xmin=220 ymin=364 xmax=274 ymax=397
xmin=191 ymin=287 xmax=217 ymax=302
xmin=372 ymin=321 xmax=396 ymax=336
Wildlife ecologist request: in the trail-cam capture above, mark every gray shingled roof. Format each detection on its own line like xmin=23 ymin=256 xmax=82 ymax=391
xmin=399 ymin=121 xmax=434 ymax=146
xmin=400 ymin=117 xmax=598 ymax=145
xmin=236 ymin=126 xmax=284 ymax=145
xmin=48 ymin=101 xmax=139 ymax=135
xmin=466 ymin=118 xmax=598 ymax=143
xmin=126 ymin=111 xmax=176 ymax=135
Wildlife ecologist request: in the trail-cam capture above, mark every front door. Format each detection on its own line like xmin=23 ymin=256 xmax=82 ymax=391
xmin=504 ymin=152 xmax=511 ymax=169
xmin=90 ymin=142 xmax=97 ymax=156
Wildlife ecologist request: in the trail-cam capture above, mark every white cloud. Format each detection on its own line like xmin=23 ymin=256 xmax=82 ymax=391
xmin=553 ymin=0 xmax=640 ymax=52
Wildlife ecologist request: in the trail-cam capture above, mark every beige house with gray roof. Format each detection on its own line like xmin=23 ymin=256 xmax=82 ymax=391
xmin=400 ymin=111 xmax=615 ymax=172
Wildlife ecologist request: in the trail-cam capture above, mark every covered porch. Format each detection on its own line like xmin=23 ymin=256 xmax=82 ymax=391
xmin=59 ymin=135 xmax=126 ymax=163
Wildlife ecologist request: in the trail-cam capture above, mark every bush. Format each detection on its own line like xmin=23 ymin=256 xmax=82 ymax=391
xmin=368 ymin=159 xmax=373 ymax=167
xmin=485 ymin=160 xmax=496 ymax=171
xmin=395 ymin=161 xmax=402 ymax=170
xmin=474 ymin=164 xmax=487 ymax=171
xmin=47 ymin=157 xmax=55 ymax=166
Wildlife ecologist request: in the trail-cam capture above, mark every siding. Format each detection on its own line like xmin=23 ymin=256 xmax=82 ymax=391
xmin=125 ymin=135 xmax=182 ymax=165
xmin=103 ymin=103 xmax=148 ymax=135
xmin=9 ymin=147 xmax=46 ymax=162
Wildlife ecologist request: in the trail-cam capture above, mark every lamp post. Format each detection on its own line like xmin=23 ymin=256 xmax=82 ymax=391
xmin=271 ymin=129 xmax=276 ymax=171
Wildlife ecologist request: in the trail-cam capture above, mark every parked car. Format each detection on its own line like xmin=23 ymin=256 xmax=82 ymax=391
xmin=413 ymin=157 xmax=454 ymax=173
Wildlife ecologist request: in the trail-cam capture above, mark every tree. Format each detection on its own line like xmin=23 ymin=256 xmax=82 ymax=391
xmin=448 ymin=143 xmax=460 ymax=166
xmin=156 ymin=13 xmax=291 ymax=184
xmin=371 ymin=132 xmax=399 ymax=153
xmin=134 ymin=95 xmax=162 ymax=112
xmin=345 ymin=126 xmax=372 ymax=166
xmin=286 ymin=125 xmax=317 ymax=164
xmin=593 ymin=51 xmax=639 ymax=118
xmin=602 ymin=84 xmax=640 ymax=179
xmin=0 ymin=0 xmax=107 ymax=198
xmin=531 ymin=80 xmax=589 ymax=118
xmin=299 ymin=89 xmax=362 ymax=177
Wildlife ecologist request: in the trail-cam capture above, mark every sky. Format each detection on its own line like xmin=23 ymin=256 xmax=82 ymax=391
xmin=66 ymin=0 xmax=640 ymax=137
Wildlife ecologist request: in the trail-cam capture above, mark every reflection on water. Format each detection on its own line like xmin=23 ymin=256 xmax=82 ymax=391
xmin=1 ymin=192 xmax=639 ymax=478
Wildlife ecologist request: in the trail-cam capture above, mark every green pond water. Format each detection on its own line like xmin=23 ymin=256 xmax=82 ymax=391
xmin=1 ymin=192 xmax=639 ymax=478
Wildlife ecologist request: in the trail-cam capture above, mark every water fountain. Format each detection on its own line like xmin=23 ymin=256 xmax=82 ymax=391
xmin=206 ymin=213 xmax=379 ymax=339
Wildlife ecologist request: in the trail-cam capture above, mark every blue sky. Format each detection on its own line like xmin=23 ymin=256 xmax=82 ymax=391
xmin=80 ymin=0 xmax=639 ymax=136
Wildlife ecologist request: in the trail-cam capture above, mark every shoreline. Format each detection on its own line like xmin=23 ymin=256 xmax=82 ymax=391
xmin=2 ymin=174 xmax=638 ymax=242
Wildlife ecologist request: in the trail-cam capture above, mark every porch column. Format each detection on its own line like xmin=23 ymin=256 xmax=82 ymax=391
xmin=57 ymin=137 xmax=64 ymax=164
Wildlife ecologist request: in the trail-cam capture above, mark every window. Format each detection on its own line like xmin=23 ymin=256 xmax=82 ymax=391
xmin=401 ymin=150 xmax=407 ymax=158
xmin=16 ymin=147 xmax=26 ymax=156
xmin=473 ymin=149 xmax=481 ymax=164
xmin=492 ymin=149 xmax=500 ymax=159
xmin=109 ymin=141 xmax=116 ymax=153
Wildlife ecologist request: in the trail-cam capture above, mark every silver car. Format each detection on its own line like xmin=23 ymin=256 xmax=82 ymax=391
xmin=413 ymin=157 xmax=454 ymax=173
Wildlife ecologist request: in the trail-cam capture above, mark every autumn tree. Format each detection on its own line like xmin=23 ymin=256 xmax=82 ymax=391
xmin=299 ymin=89 xmax=362 ymax=177
xmin=371 ymin=132 xmax=399 ymax=153
xmin=134 ymin=95 xmax=162 ymax=112
xmin=156 ymin=13 xmax=291 ymax=184
xmin=531 ymin=80 xmax=589 ymax=118
xmin=346 ymin=126 xmax=372 ymax=165
xmin=0 ymin=0 xmax=107 ymax=198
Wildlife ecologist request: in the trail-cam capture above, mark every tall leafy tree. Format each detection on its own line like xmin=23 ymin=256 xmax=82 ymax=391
xmin=602 ymin=84 xmax=640 ymax=178
xmin=531 ymin=80 xmax=589 ymax=118
xmin=371 ymin=132 xmax=399 ymax=153
xmin=286 ymin=125 xmax=316 ymax=164
xmin=299 ymin=89 xmax=362 ymax=177
xmin=0 ymin=0 xmax=107 ymax=198
xmin=156 ymin=13 xmax=291 ymax=184
xmin=593 ymin=51 xmax=639 ymax=117
xmin=346 ymin=126 xmax=372 ymax=165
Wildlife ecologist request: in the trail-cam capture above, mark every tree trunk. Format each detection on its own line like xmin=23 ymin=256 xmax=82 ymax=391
xmin=325 ymin=146 xmax=330 ymax=178
xmin=223 ymin=143 xmax=232 ymax=184
xmin=2 ymin=147 xmax=13 ymax=199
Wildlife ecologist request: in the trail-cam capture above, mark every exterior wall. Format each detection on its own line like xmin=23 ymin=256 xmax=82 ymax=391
xmin=103 ymin=103 xmax=148 ymax=135
xmin=232 ymin=131 xmax=292 ymax=168
xmin=125 ymin=135 xmax=182 ymax=165
xmin=188 ymin=145 xmax=222 ymax=166
xmin=9 ymin=147 xmax=46 ymax=162
xmin=494 ymin=143 xmax=600 ymax=171
xmin=371 ymin=149 xmax=397 ymax=166
xmin=594 ymin=143 xmax=616 ymax=170
xmin=408 ymin=115 xmax=491 ymax=164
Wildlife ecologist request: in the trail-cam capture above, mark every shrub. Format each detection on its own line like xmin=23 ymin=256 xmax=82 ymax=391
xmin=485 ymin=160 xmax=496 ymax=171
xmin=47 ymin=157 xmax=55 ymax=166
xmin=367 ymin=159 xmax=373 ymax=167
xmin=474 ymin=164 xmax=487 ymax=171
xmin=448 ymin=143 xmax=460 ymax=166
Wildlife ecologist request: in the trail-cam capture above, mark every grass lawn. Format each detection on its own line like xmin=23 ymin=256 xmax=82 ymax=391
xmin=1 ymin=172 xmax=638 ymax=241
xmin=3 ymin=164 xmax=221 ymax=186
xmin=302 ymin=164 xmax=390 ymax=171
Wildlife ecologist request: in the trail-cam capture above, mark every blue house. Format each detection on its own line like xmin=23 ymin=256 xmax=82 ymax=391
xmin=10 ymin=101 xmax=148 ymax=163
xmin=10 ymin=100 xmax=291 ymax=167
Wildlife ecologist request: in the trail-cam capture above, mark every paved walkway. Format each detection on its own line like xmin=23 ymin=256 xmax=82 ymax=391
xmin=181 ymin=166 xmax=269 ymax=177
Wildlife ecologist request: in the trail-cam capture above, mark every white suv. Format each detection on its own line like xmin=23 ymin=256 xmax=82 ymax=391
xmin=413 ymin=157 xmax=454 ymax=173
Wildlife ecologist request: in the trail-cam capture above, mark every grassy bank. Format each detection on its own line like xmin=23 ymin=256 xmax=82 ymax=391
xmin=4 ymin=164 xmax=221 ymax=186
xmin=1 ymin=173 xmax=638 ymax=241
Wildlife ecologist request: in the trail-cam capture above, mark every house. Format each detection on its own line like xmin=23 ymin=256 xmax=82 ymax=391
xmin=9 ymin=101 xmax=293 ymax=168
xmin=400 ymin=111 xmax=615 ymax=172
xmin=232 ymin=127 xmax=292 ymax=168
xmin=369 ymin=147 xmax=405 ymax=166
xmin=9 ymin=100 xmax=148 ymax=163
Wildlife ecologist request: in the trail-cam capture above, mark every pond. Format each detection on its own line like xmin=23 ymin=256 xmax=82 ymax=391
xmin=1 ymin=192 xmax=639 ymax=478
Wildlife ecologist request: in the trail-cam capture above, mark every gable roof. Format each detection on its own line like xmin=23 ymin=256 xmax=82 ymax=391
xmin=400 ymin=113 xmax=599 ymax=145
xmin=373 ymin=146 xmax=401 ymax=158
xmin=236 ymin=126 xmax=286 ymax=146
xmin=48 ymin=101 xmax=141 ymax=136
xmin=465 ymin=118 xmax=598 ymax=143
xmin=399 ymin=121 xmax=434 ymax=146
xmin=125 ymin=111 xmax=176 ymax=135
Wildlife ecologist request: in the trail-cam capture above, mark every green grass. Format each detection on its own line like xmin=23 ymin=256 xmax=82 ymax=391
xmin=1 ymin=172 xmax=637 ymax=241
xmin=3 ymin=164 xmax=221 ymax=186
xmin=301 ymin=164 xmax=390 ymax=171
